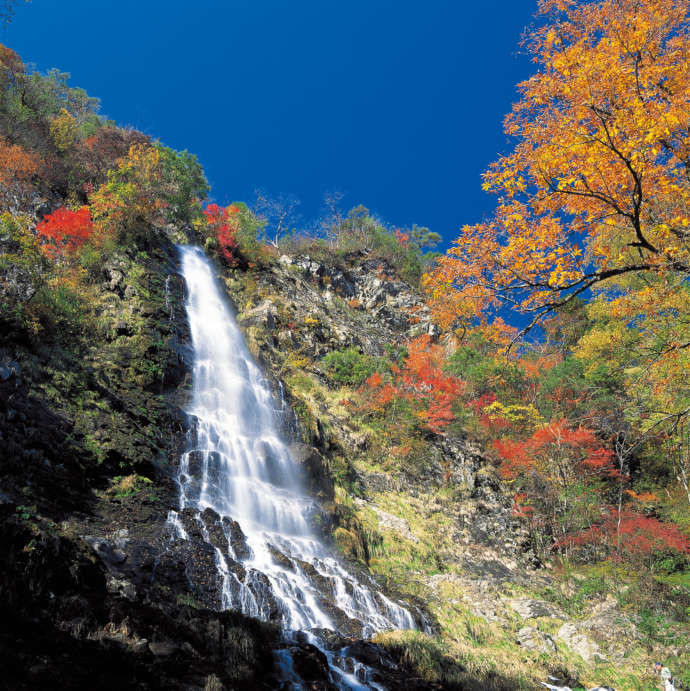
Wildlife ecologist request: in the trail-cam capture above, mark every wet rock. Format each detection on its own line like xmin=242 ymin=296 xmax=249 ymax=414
xmin=290 ymin=442 xmax=335 ymax=502
xmin=296 ymin=559 xmax=336 ymax=596
xmin=314 ymin=597 xmax=363 ymax=639
xmin=180 ymin=508 xmax=204 ymax=540
xmin=288 ymin=643 xmax=332 ymax=683
xmin=179 ymin=537 xmax=224 ymax=610
xmin=309 ymin=628 xmax=351 ymax=650
xmin=222 ymin=516 xmax=252 ymax=560
xmin=267 ymin=543 xmax=294 ymax=570
xmin=201 ymin=507 xmax=229 ymax=554
xmin=344 ymin=640 xmax=397 ymax=671
xmin=246 ymin=569 xmax=284 ymax=621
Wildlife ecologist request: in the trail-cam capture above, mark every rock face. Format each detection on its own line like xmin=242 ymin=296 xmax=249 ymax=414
xmin=235 ymin=252 xmax=438 ymax=364
xmin=0 ymin=234 xmax=286 ymax=688
xmin=228 ymin=250 xmax=526 ymax=563
xmin=0 ymin=234 xmax=470 ymax=689
xmin=2 ymin=229 xmax=669 ymax=689
xmin=508 ymin=599 xmax=567 ymax=621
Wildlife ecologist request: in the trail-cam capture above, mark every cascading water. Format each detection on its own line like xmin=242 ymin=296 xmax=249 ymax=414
xmin=167 ymin=245 xmax=417 ymax=689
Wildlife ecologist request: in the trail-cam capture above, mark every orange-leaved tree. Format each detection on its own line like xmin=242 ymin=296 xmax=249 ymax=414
xmin=0 ymin=137 xmax=40 ymax=210
xmin=424 ymin=0 xmax=690 ymax=338
xmin=359 ymin=335 xmax=464 ymax=433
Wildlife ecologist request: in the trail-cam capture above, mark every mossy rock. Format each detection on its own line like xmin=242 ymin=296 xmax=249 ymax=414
xmin=333 ymin=526 xmax=368 ymax=563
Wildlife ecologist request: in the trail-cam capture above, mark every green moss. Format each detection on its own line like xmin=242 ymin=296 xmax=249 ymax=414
xmin=83 ymin=434 xmax=106 ymax=465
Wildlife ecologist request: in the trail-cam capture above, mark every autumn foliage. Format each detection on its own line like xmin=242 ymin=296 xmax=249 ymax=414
xmin=203 ymin=203 xmax=239 ymax=263
xmin=0 ymin=137 xmax=39 ymax=209
xmin=36 ymin=206 xmax=94 ymax=256
xmin=564 ymin=510 xmax=690 ymax=565
xmin=425 ymin=0 xmax=690 ymax=337
xmin=359 ymin=335 xmax=463 ymax=433
xmin=495 ymin=420 xmax=616 ymax=482
xmin=413 ymin=0 xmax=690 ymax=567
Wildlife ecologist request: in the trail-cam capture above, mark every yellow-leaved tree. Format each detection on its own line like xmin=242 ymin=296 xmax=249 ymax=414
xmin=424 ymin=0 xmax=690 ymax=338
xmin=424 ymin=0 xmax=690 ymax=505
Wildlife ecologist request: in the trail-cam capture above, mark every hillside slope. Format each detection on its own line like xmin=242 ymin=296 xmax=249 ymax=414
xmin=222 ymin=247 xmax=687 ymax=690
xmin=1 ymin=40 xmax=687 ymax=691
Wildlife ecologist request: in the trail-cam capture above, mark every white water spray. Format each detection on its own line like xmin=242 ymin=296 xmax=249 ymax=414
xmin=168 ymin=246 xmax=416 ymax=687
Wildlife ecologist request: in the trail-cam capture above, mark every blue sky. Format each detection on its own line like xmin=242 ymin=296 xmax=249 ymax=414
xmin=4 ymin=0 xmax=536 ymax=246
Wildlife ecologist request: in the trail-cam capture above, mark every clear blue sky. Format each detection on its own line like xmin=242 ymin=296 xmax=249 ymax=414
xmin=4 ymin=0 xmax=536 ymax=246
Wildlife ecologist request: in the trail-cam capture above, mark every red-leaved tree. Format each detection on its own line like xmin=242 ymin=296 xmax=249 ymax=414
xmin=203 ymin=203 xmax=239 ymax=263
xmin=564 ymin=509 xmax=690 ymax=567
xmin=36 ymin=206 xmax=94 ymax=257
xmin=359 ymin=335 xmax=463 ymax=433
xmin=495 ymin=420 xmax=619 ymax=555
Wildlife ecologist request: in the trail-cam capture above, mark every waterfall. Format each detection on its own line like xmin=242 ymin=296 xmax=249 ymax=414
xmin=168 ymin=245 xmax=416 ymax=688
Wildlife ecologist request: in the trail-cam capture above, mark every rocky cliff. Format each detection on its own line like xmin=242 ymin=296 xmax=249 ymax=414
xmin=0 ymin=232 xmax=673 ymax=690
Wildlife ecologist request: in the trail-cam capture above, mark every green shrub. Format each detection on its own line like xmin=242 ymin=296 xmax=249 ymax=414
xmin=321 ymin=347 xmax=379 ymax=386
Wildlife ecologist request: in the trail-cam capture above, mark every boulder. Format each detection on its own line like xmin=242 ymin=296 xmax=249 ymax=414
xmin=557 ymin=622 xmax=604 ymax=662
xmin=516 ymin=626 xmax=557 ymax=654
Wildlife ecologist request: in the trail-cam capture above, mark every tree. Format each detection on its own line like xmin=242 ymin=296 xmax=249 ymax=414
xmin=90 ymin=142 xmax=207 ymax=238
xmin=1 ymin=44 xmax=101 ymax=154
xmin=203 ymin=203 xmax=239 ymax=263
xmin=0 ymin=137 xmax=39 ymax=210
xmin=89 ymin=143 xmax=165 ymax=237
xmin=564 ymin=509 xmax=690 ymax=566
xmin=253 ymin=190 xmax=301 ymax=248
xmin=495 ymin=418 xmax=619 ymax=554
xmin=49 ymin=108 xmax=78 ymax=152
xmin=424 ymin=0 xmax=690 ymax=339
xmin=76 ymin=126 xmax=150 ymax=188
xmin=36 ymin=206 xmax=94 ymax=256
xmin=359 ymin=335 xmax=464 ymax=433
